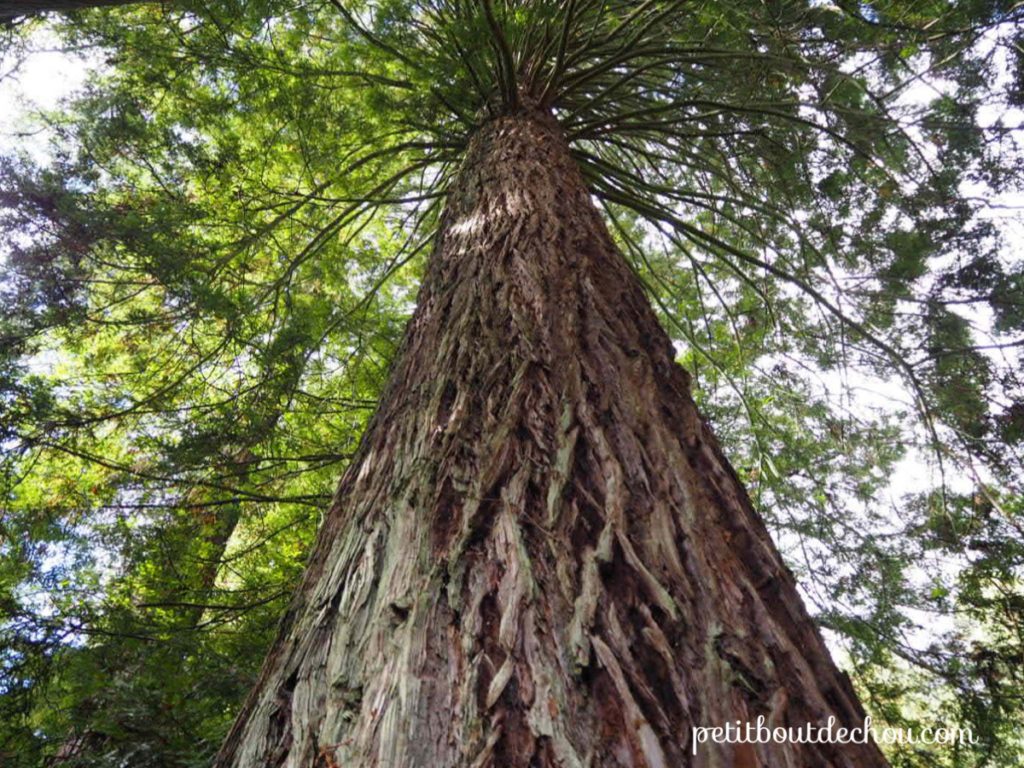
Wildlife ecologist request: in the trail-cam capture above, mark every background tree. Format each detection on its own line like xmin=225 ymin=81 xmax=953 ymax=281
xmin=0 ymin=1 xmax=1022 ymax=766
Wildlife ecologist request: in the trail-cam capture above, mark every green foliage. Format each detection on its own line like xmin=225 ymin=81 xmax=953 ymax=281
xmin=1 ymin=1 xmax=1023 ymax=766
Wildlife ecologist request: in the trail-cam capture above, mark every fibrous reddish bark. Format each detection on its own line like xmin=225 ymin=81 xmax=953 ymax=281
xmin=216 ymin=109 xmax=888 ymax=768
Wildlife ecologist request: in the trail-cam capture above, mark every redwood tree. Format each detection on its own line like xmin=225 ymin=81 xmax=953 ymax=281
xmin=214 ymin=103 xmax=888 ymax=766
xmin=3 ymin=1 xmax=1024 ymax=767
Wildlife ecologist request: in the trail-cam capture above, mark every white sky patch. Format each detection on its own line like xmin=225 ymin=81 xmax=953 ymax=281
xmin=0 ymin=29 xmax=101 ymax=161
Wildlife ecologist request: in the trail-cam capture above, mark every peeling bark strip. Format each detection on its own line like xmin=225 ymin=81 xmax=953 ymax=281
xmin=216 ymin=110 xmax=888 ymax=768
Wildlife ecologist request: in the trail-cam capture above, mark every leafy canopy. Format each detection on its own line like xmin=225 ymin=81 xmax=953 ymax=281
xmin=1 ymin=1 xmax=1023 ymax=766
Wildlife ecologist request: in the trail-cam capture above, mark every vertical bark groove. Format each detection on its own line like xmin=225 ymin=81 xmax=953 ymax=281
xmin=216 ymin=109 xmax=888 ymax=768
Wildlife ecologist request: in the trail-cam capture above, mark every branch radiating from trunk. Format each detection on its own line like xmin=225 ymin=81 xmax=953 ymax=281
xmin=216 ymin=109 xmax=888 ymax=768
xmin=0 ymin=0 xmax=144 ymax=22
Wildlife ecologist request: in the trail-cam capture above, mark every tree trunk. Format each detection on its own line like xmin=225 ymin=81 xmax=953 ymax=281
xmin=215 ymin=108 xmax=888 ymax=768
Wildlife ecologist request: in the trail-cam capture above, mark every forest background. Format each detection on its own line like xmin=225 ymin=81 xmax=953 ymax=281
xmin=0 ymin=2 xmax=1023 ymax=766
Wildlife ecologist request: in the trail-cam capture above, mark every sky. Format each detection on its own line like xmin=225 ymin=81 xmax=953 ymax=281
xmin=0 ymin=30 xmax=95 ymax=161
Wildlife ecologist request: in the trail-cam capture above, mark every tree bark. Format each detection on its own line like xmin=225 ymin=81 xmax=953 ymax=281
xmin=215 ymin=109 xmax=888 ymax=768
